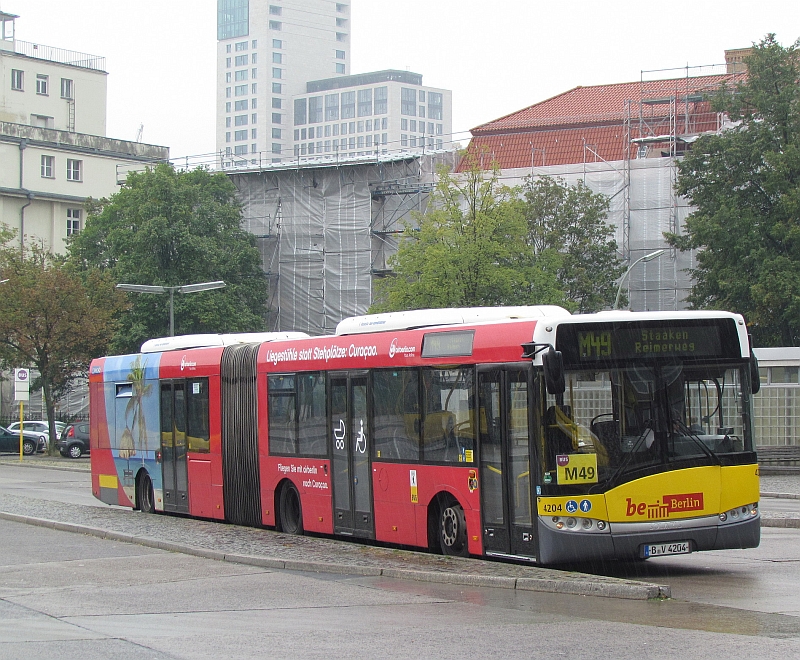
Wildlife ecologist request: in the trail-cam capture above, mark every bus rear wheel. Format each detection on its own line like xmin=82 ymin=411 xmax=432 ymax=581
xmin=278 ymin=483 xmax=303 ymax=535
xmin=439 ymin=500 xmax=468 ymax=557
xmin=137 ymin=473 xmax=155 ymax=514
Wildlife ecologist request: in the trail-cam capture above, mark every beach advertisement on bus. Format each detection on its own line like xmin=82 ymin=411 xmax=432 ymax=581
xmin=101 ymin=353 xmax=163 ymax=509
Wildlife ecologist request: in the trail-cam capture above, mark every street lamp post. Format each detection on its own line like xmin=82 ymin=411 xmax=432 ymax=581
xmin=613 ymin=250 xmax=666 ymax=310
xmin=116 ymin=281 xmax=226 ymax=336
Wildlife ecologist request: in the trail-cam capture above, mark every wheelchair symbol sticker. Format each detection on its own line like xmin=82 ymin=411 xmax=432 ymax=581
xmin=580 ymin=499 xmax=592 ymax=513
xmin=565 ymin=500 xmax=578 ymax=514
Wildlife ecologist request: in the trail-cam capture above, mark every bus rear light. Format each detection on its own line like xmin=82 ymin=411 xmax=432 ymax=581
xmin=582 ymin=518 xmax=593 ymax=530
xmin=596 ymin=520 xmax=606 ymax=530
xmin=719 ymin=512 xmax=728 ymax=522
xmin=565 ymin=517 xmax=577 ymax=528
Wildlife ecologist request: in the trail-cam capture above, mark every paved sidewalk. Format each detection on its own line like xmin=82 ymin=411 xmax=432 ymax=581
xmin=0 ymin=490 xmax=669 ymax=601
xmin=0 ymin=456 xmax=797 ymax=588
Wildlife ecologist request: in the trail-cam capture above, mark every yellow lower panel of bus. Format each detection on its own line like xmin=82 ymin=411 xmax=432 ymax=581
xmin=537 ymin=464 xmax=759 ymax=523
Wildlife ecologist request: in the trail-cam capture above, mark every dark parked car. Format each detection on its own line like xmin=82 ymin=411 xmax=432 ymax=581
xmin=0 ymin=426 xmax=47 ymax=455
xmin=58 ymin=422 xmax=90 ymax=458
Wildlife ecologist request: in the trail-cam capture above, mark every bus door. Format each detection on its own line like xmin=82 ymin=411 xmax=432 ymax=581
xmin=329 ymin=373 xmax=374 ymax=538
xmin=478 ymin=366 xmax=537 ymax=559
xmin=160 ymin=381 xmax=189 ymax=513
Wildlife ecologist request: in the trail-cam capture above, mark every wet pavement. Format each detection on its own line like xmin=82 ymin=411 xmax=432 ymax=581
xmin=0 ymin=455 xmax=798 ymax=598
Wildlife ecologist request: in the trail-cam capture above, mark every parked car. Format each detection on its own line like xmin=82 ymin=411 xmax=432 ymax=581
xmin=7 ymin=420 xmax=66 ymax=445
xmin=0 ymin=425 xmax=47 ymax=455
xmin=57 ymin=423 xmax=90 ymax=459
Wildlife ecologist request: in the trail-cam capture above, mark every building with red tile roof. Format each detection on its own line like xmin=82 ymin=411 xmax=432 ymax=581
xmin=461 ymin=73 xmax=742 ymax=170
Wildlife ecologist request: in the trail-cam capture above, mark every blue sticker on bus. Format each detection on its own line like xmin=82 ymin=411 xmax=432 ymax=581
xmin=580 ymin=499 xmax=592 ymax=513
xmin=565 ymin=500 xmax=578 ymax=514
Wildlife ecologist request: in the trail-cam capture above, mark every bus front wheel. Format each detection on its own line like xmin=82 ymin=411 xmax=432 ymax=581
xmin=439 ymin=500 xmax=468 ymax=557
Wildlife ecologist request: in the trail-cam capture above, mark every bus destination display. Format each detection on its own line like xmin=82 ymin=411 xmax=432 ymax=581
xmin=569 ymin=324 xmax=726 ymax=362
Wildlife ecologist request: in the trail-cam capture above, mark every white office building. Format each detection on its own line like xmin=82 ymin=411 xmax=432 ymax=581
xmin=291 ymin=70 xmax=452 ymax=160
xmin=216 ymin=0 xmax=350 ymax=163
xmin=0 ymin=12 xmax=168 ymax=255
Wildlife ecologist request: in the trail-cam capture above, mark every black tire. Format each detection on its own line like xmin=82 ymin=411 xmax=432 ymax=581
xmin=22 ymin=439 xmax=35 ymax=456
xmin=138 ymin=473 xmax=156 ymax=514
xmin=68 ymin=444 xmax=83 ymax=459
xmin=278 ymin=483 xmax=303 ymax=534
xmin=439 ymin=499 xmax=468 ymax=557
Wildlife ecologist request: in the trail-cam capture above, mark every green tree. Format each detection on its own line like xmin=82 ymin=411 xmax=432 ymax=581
xmin=668 ymin=35 xmax=800 ymax=346
xmin=0 ymin=239 xmax=124 ymax=451
xmin=520 ymin=176 xmax=624 ymax=313
xmin=68 ymin=163 xmax=269 ymax=353
xmin=371 ymin=159 xmax=561 ymax=312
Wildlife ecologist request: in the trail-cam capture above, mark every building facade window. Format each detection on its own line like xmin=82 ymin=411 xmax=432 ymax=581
xmin=251 ymin=83 xmax=257 ymax=94
xmin=272 ymin=112 xmax=282 ymax=124
xmin=269 ymin=5 xmax=281 ymax=14
xmin=217 ymin=0 xmax=249 ymax=40
xmin=401 ymin=88 xmax=416 ymax=115
xmin=272 ymin=128 xmax=281 ymax=138
xmin=252 ymin=39 xmax=257 ymax=48
xmin=235 ymin=85 xmax=247 ymax=96
xmin=336 ymin=32 xmax=347 ymax=42
xmin=226 ymin=87 xmax=232 ymax=98
xmin=226 ymin=132 xmax=231 ymax=142
xmin=235 ymin=99 xmax=248 ymax=111
xmin=428 ymin=91 xmax=443 ymax=120
xmin=325 ymin=93 xmax=339 ymax=121
xmin=226 ymin=57 xmax=231 ymax=68
xmin=234 ymin=145 xmax=248 ymax=155
xmin=272 ymin=82 xmax=282 ymax=94
xmin=235 ymin=69 xmax=248 ymax=81
xmin=235 ymin=130 xmax=247 ymax=140
xmin=11 ymin=69 xmax=23 ymax=91
xmin=374 ymin=86 xmax=388 ymax=115
xmin=235 ymin=41 xmax=248 ymax=51
xmin=251 ymin=128 xmax=257 ymax=139
xmin=252 ymin=68 xmax=257 ymax=78
xmin=273 ymin=39 xmax=282 ymax=48
xmin=335 ymin=50 xmax=346 ymax=59
xmin=273 ymin=52 xmax=282 ymax=64
xmin=272 ymin=67 xmax=282 ymax=79
xmin=341 ymin=91 xmax=355 ymax=119
xmin=252 ymin=112 xmax=257 ymax=123
xmin=269 ymin=20 xmax=281 ymax=30
xmin=294 ymin=98 xmax=307 ymax=125
xmin=60 ymin=78 xmax=73 ymax=99
xmin=235 ymin=54 xmax=248 ymax=66
xmin=336 ymin=17 xmax=347 ymax=27
xmin=251 ymin=53 xmax=257 ymax=64
xmin=272 ymin=97 xmax=282 ymax=109
xmin=66 ymin=208 xmax=81 ymax=235
xmin=235 ymin=114 xmax=248 ymax=126
xmin=226 ymin=102 xmax=231 ymax=112
xmin=251 ymin=98 xmax=257 ymax=108
xmin=272 ymin=143 xmax=282 ymax=154
xmin=40 ymin=155 xmax=54 ymax=178
xmin=309 ymin=96 xmax=323 ymax=123
xmin=335 ymin=63 xmax=345 ymax=74
xmin=336 ymin=3 xmax=348 ymax=12
xmin=226 ymin=117 xmax=232 ymax=127
xmin=66 ymin=159 xmax=82 ymax=182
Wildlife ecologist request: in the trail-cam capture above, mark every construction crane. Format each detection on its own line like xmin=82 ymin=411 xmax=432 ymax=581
xmin=136 ymin=124 xmax=144 ymax=142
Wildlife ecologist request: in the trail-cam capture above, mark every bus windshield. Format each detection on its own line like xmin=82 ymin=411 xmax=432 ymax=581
xmin=542 ymin=361 xmax=753 ymax=490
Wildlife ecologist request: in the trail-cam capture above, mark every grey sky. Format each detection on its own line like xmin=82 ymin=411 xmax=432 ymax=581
xmin=6 ymin=0 xmax=799 ymax=158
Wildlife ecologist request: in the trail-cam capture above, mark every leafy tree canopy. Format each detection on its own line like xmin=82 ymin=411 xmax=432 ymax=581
xmin=0 ymin=237 xmax=124 ymax=448
xmin=668 ymin=34 xmax=800 ymax=346
xmin=520 ymin=176 xmax=623 ymax=313
xmin=68 ymin=163 xmax=268 ymax=353
xmin=371 ymin=156 xmax=622 ymax=314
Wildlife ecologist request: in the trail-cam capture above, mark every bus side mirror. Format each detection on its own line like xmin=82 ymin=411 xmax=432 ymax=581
xmin=543 ymin=348 xmax=565 ymax=395
xmin=750 ymin=353 xmax=760 ymax=394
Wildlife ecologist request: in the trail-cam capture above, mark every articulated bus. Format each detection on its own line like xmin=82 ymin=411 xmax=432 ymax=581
xmin=89 ymin=306 xmax=761 ymax=564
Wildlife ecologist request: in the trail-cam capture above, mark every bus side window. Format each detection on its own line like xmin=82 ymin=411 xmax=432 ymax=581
xmin=372 ymin=369 xmax=419 ymax=461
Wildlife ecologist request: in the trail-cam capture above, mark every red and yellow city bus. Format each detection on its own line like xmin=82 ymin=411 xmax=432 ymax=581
xmin=89 ymin=306 xmax=761 ymax=564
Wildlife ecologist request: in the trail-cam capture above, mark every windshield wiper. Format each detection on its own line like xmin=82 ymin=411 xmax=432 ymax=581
xmin=672 ymin=418 xmax=721 ymax=465
xmin=591 ymin=421 xmax=652 ymax=492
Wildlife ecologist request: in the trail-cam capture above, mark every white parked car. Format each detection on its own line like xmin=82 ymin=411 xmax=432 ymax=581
xmin=6 ymin=420 xmax=65 ymax=444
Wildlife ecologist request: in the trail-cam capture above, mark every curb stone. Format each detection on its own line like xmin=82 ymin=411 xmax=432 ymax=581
xmin=0 ymin=510 xmax=667 ymax=601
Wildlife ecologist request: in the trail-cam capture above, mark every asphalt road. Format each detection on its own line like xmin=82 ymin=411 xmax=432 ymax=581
xmin=0 ymin=460 xmax=799 ymax=658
